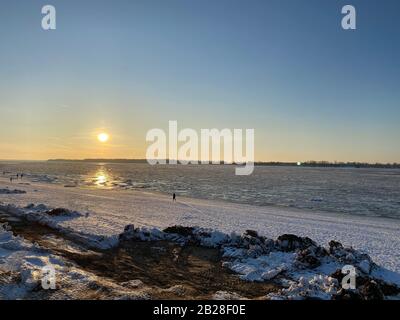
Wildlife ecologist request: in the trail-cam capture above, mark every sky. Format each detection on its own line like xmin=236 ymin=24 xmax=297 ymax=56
xmin=0 ymin=0 xmax=399 ymax=162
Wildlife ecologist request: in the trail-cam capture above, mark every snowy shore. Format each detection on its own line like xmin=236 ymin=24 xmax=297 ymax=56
xmin=0 ymin=176 xmax=399 ymax=274
xmin=1 ymin=202 xmax=399 ymax=300
xmin=0 ymin=176 xmax=400 ymax=299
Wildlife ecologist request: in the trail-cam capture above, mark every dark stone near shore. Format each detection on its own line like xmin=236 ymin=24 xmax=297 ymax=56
xmin=359 ymin=280 xmax=385 ymax=300
xmin=124 ymin=224 xmax=135 ymax=233
xmin=296 ymin=247 xmax=326 ymax=269
xmin=0 ymin=188 xmax=26 ymax=195
xmin=379 ymin=280 xmax=400 ymax=296
xmin=46 ymin=208 xmax=71 ymax=216
xmin=330 ymin=269 xmax=345 ymax=283
xmin=328 ymin=240 xmax=374 ymax=271
xmin=276 ymin=234 xmax=316 ymax=252
xmin=329 ymin=240 xmax=344 ymax=252
xmin=244 ymin=230 xmax=259 ymax=238
xmin=119 ymin=224 xmax=136 ymax=241
xmin=242 ymin=230 xmax=267 ymax=248
xmin=163 ymin=226 xmax=194 ymax=237
xmin=331 ymin=269 xmax=399 ymax=300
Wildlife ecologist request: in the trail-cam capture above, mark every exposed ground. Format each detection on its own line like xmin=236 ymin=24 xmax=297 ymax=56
xmin=0 ymin=210 xmax=277 ymax=299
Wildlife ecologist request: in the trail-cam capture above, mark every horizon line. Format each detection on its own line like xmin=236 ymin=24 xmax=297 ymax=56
xmin=1 ymin=158 xmax=400 ymax=167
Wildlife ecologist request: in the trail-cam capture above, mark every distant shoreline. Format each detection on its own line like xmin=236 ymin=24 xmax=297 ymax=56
xmin=46 ymin=159 xmax=400 ymax=169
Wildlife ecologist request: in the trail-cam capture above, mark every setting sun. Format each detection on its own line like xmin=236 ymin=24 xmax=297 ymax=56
xmin=97 ymin=133 xmax=109 ymax=143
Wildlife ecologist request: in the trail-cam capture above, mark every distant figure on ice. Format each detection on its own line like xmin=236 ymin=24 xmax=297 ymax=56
xmin=9 ymin=177 xmax=13 ymax=183
xmin=173 ymin=193 xmax=176 ymax=202
xmin=21 ymin=173 xmax=24 ymax=179
xmin=16 ymin=174 xmax=19 ymax=179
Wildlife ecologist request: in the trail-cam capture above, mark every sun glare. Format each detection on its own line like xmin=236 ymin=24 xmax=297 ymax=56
xmin=97 ymin=133 xmax=109 ymax=143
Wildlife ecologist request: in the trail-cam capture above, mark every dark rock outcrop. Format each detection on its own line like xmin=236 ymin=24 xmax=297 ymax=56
xmin=276 ymin=234 xmax=316 ymax=252
xmin=163 ymin=226 xmax=194 ymax=237
xmin=46 ymin=208 xmax=72 ymax=216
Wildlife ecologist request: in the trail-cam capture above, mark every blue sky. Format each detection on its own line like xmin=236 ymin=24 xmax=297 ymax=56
xmin=0 ymin=0 xmax=399 ymax=162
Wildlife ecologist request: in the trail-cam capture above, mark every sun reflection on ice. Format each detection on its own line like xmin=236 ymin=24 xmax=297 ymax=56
xmin=94 ymin=170 xmax=109 ymax=187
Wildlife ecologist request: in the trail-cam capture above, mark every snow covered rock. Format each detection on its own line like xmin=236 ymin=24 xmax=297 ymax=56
xmin=267 ymin=276 xmax=339 ymax=300
xmin=276 ymin=234 xmax=317 ymax=252
xmin=0 ymin=189 xmax=26 ymax=195
xmin=328 ymin=240 xmax=375 ymax=275
xmin=295 ymin=245 xmax=328 ymax=269
xmin=117 ymin=224 xmax=400 ymax=300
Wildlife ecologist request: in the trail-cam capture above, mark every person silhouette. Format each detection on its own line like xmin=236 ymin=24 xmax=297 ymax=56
xmin=173 ymin=193 xmax=176 ymax=202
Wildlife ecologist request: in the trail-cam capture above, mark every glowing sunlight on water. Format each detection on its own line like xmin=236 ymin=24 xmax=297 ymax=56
xmin=94 ymin=169 xmax=109 ymax=187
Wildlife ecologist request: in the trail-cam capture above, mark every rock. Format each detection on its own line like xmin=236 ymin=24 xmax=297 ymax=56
xmin=328 ymin=240 xmax=343 ymax=252
xmin=377 ymin=280 xmax=400 ymax=296
xmin=164 ymin=285 xmax=188 ymax=296
xmin=0 ymin=189 xmax=26 ymax=195
xmin=247 ymin=244 xmax=265 ymax=258
xmin=213 ymin=291 xmax=245 ymax=300
xmin=328 ymin=240 xmax=374 ymax=268
xmin=358 ymin=259 xmax=371 ymax=274
xmin=119 ymin=224 xmax=136 ymax=240
xmin=244 ymin=230 xmax=259 ymax=238
xmin=45 ymin=208 xmax=71 ymax=216
xmin=163 ymin=226 xmax=194 ymax=237
xmin=330 ymin=269 xmax=345 ymax=283
xmin=124 ymin=224 xmax=135 ymax=233
xmin=0 ymin=222 xmax=12 ymax=231
xmin=359 ymin=280 xmax=385 ymax=300
xmin=296 ymin=248 xmax=322 ymax=269
xmin=121 ymin=279 xmax=144 ymax=289
xmin=276 ymin=234 xmax=316 ymax=252
xmin=241 ymin=230 xmax=266 ymax=247
xmin=345 ymin=253 xmax=356 ymax=261
xmin=333 ymin=275 xmax=397 ymax=300
xmin=29 ymin=204 xmax=48 ymax=211
xmin=261 ymin=268 xmax=282 ymax=280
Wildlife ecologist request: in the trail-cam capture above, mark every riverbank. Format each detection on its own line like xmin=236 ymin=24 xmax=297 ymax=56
xmin=1 ymin=203 xmax=400 ymax=299
xmin=0 ymin=176 xmax=399 ymax=274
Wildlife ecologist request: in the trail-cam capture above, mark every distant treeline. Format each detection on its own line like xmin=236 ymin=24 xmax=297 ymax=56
xmin=48 ymin=159 xmax=148 ymax=163
xmin=256 ymin=161 xmax=400 ymax=168
xmin=48 ymin=159 xmax=400 ymax=169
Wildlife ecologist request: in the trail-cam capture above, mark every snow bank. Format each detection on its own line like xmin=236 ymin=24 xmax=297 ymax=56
xmin=1 ymin=201 xmax=400 ymax=300
xmin=0 ymin=222 xmax=62 ymax=299
xmin=120 ymin=225 xmax=400 ymax=300
xmin=0 ymin=222 xmax=152 ymax=300
xmin=0 ymin=203 xmax=119 ymax=250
